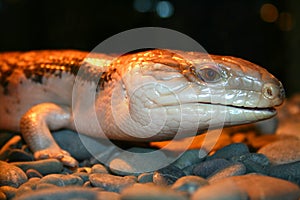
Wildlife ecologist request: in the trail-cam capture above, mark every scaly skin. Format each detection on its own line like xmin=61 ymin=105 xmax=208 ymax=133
xmin=0 ymin=49 xmax=285 ymax=167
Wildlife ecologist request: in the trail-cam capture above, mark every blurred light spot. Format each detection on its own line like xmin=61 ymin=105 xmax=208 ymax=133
xmin=133 ymin=0 xmax=153 ymax=13
xmin=156 ymin=1 xmax=174 ymax=18
xmin=278 ymin=12 xmax=293 ymax=31
xmin=260 ymin=3 xmax=278 ymax=23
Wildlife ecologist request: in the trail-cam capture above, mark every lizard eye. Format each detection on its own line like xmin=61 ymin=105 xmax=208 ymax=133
xmin=191 ymin=65 xmax=222 ymax=83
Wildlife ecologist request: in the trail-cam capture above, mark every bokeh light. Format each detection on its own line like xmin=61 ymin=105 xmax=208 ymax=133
xmin=260 ymin=3 xmax=278 ymax=23
xmin=156 ymin=1 xmax=174 ymax=18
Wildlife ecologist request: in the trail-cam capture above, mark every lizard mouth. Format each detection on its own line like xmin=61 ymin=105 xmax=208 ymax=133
xmin=196 ymin=102 xmax=276 ymax=112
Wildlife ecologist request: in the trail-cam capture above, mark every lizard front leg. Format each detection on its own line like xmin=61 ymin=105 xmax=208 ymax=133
xmin=20 ymin=103 xmax=78 ymax=167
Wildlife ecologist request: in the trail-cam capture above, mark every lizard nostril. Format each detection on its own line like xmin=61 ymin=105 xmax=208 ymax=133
xmin=262 ymin=81 xmax=285 ymax=102
xmin=262 ymin=83 xmax=278 ymax=100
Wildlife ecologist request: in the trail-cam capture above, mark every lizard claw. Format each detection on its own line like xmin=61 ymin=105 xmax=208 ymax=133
xmin=34 ymin=148 xmax=78 ymax=167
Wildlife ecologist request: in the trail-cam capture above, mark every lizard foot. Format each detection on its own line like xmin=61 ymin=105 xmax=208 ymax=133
xmin=34 ymin=148 xmax=78 ymax=167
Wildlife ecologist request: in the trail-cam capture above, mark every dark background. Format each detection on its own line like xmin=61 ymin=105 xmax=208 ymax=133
xmin=0 ymin=0 xmax=299 ymax=96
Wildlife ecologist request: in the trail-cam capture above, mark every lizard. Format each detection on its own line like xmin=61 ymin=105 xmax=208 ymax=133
xmin=0 ymin=49 xmax=285 ymax=167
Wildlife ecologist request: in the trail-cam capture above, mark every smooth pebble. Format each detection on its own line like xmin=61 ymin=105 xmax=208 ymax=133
xmin=207 ymin=143 xmax=249 ymax=161
xmin=121 ymin=183 xmax=188 ymax=200
xmin=153 ymin=165 xmax=186 ymax=186
xmin=89 ymin=173 xmax=136 ymax=192
xmin=172 ymin=149 xmax=207 ymax=169
xmin=15 ymin=186 xmax=104 ymax=200
xmin=0 ymin=161 xmax=28 ymax=188
xmin=39 ymin=174 xmax=83 ymax=186
xmin=258 ymin=139 xmax=300 ymax=165
xmin=207 ymin=162 xmax=246 ymax=183
xmin=192 ymin=174 xmax=300 ymax=200
xmin=268 ymin=161 xmax=300 ymax=185
xmin=11 ymin=159 xmax=63 ymax=175
xmin=171 ymin=176 xmax=209 ymax=195
xmin=231 ymin=153 xmax=270 ymax=174
xmin=192 ymin=158 xmax=230 ymax=178
xmin=109 ymin=147 xmax=169 ymax=176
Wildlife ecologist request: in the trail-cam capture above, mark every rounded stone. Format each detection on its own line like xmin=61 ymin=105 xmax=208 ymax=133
xmin=53 ymin=130 xmax=93 ymax=160
xmin=258 ymin=139 xmax=300 ymax=165
xmin=268 ymin=161 xmax=300 ymax=185
xmin=89 ymin=173 xmax=136 ymax=192
xmin=207 ymin=143 xmax=249 ymax=161
xmin=7 ymin=149 xmax=34 ymax=162
xmin=73 ymin=172 xmax=90 ymax=182
xmin=39 ymin=174 xmax=84 ymax=186
xmin=11 ymin=159 xmax=63 ymax=175
xmin=15 ymin=186 xmax=103 ymax=200
xmin=153 ymin=165 xmax=186 ymax=186
xmin=207 ymin=163 xmax=246 ymax=183
xmin=172 ymin=149 xmax=207 ymax=169
xmin=121 ymin=183 xmax=188 ymax=200
xmin=192 ymin=158 xmax=231 ymax=178
xmin=171 ymin=176 xmax=209 ymax=195
xmin=0 ymin=161 xmax=28 ymax=188
xmin=192 ymin=174 xmax=300 ymax=200
xmin=15 ymin=178 xmax=40 ymax=197
xmin=231 ymin=153 xmax=270 ymax=174
xmin=91 ymin=164 xmax=108 ymax=174
xmin=109 ymin=147 xmax=169 ymax=176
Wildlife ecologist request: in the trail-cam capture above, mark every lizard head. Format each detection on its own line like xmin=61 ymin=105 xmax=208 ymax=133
xmin=95 ymin=49 xmax=285 ymax=141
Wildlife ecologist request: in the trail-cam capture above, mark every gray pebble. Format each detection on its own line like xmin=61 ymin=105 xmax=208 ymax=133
xmin=11 ymin=159 xmax=63 ymax=175
xmin=207 ymin=163 xmax=246 ymax=183
xmin=121 ymin=183 xmax=188 ymax=200
xmin=191 ymin=176 xmax=249 ymax=200
xmin=231 ymin=153 xmax=270 ymax=174
xmin=15 ymin=178 xmax=40 ymax=197
xmin=268 ymin=161 xmax=300 ymax=185
xmin=89 ymin=173 xmax=136 ymax=192
xmin=172 ymin=149 xmax=207 ymax=169
xmin=7 ymin=149 xmax=34 ymax=162
xmin=258 ymin=139 xmax=300 ymax=165
xmin=39 ymin=174 xmax=84 ymax=186
xmin=192 ymin=158 xmax=231 ymax=178
xmin=0 ymin=161 xmax=28 ymax=188
xmin=207 ymin=143 xmax=249 ymax=161
xmin=137 ymin=172 xmax=153 ymax=183
xmin=171 ymin=176 xmax=209 ymax=195
xmin=182 ymin=164 xmax=197 ymax=175
xmin=15 ymin=186 xmax=104 ymax=200
xmin=53 ymin=130 xmax=93 ymax=160
xmin=192 ymin=174 xmax=300 ymax=200
xmin=0 ymin=186 xmax=17 ymax=199
xmin=91 ymin=164 xmax=108 ymax=174
xmin=73 ymin=172 xmax=90 ymax=182
xmin=35 ymin=183 xmax=59 ymax=190
xmin=109 ymin=147 xmax=169 ymax=176
xmin=25 ymin=169 xmax=43 ymax=179
xmin=153 ymin=165 xmax=186 ymax=186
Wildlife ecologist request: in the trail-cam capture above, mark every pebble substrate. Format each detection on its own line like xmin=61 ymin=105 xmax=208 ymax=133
xmin=1 ymin=95 xmax=300 ymax=200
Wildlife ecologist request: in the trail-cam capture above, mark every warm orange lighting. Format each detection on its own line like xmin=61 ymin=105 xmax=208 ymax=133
xmin=260 ymin=3 xmax=278 ymax=23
